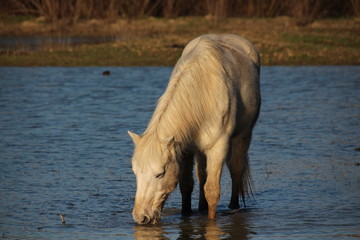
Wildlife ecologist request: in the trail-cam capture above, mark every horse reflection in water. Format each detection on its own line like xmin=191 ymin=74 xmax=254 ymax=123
xmin=133 ymin=220 xmax=226 ymax=240
xmin=128 ymin=34 xmax=261 ymax=224
xmin=133 ymin=211 xmax=252 ymax=240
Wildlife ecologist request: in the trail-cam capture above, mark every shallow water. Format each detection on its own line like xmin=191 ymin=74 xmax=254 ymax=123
xmin=0 ymin=36 xmax=115 ymax=51
xmin=0 ymin=66 xmax=359 ymax=239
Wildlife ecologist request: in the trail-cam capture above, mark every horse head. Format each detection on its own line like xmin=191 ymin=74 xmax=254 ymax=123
xmin=128 ymin=131 xmax=179 ymax=224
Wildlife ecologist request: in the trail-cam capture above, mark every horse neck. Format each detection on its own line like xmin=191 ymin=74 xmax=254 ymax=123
xmin=144 ymin=79 xmax=196 ymax=146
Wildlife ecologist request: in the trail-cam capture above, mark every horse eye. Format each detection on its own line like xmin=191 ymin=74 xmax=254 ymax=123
xmin=155 ymin=172 xmax=165 ymax=179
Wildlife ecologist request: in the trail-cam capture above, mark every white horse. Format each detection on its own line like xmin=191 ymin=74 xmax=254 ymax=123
xmin=128 ymin=34 xmax=261 ymax=224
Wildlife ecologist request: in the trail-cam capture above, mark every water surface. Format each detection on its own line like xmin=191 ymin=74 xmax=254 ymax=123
xmin=0 ymin=66 xmax=359 ymax=239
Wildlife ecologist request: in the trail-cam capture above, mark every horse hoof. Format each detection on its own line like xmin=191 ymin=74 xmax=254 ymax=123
xmin=228 ymin=203 xmax=240 ymax=210
xmin=181 ymin=209 xmax=193 ymax=216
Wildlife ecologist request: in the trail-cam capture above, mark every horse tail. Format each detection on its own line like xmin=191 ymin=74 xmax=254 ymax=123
xmin=228 ymin=134 xmax=254 ymax=208
xmin=240 ymin=38 xmax=260 ymax=69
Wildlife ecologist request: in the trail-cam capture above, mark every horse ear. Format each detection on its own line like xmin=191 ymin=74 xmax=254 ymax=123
xmin=128 ymin=131 xmax=141 ymax=145
xmin=163 ymin=136 xmax=181 ymax=149
xmin=162 ymin=136 xmax=177 ymax=163
xmin=164 ymin=136 xmax=175 ymax=149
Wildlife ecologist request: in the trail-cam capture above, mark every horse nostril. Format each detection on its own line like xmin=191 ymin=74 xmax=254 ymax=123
xmin=141 ymin=216 xmax=149 ymax=224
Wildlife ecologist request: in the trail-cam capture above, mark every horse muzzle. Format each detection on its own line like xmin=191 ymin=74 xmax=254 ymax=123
xmin=133 ymin=209 xmax=160 ymax=224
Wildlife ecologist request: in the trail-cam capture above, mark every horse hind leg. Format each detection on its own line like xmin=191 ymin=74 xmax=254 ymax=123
xmin=226 ymin=134 xmax=253 ymax=209
xmin=179 ymin=151 xmax=194 ymax=215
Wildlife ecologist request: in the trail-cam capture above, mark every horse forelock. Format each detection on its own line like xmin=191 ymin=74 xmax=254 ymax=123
xmin=135 ymin=133 xmax=163 ymax=163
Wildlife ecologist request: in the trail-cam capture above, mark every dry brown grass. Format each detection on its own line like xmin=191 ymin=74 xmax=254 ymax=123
xmin=0 ymin=16 xmax=359 ymax=66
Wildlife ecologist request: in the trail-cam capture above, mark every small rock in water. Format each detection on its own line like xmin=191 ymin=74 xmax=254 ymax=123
xmin=59 ymin=213 xmax=65 ymax=224
xmin=102 ymin=71 xmax=110 ymax=76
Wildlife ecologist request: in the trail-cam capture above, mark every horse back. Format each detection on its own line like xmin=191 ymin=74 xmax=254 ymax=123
xmin=182 ymin=34 xmax=260 ymax=69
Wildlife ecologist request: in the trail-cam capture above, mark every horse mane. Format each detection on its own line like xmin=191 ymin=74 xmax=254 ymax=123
xmin=142 ymin=38 xmax=228 ymax=148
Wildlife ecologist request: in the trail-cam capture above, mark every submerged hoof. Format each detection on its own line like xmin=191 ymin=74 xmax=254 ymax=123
xmin=198 ymin=202 xmax=208 ymax=212
xmin=181 ymin=209 xmax=193 ymax=216
xmin=228 ymin=203 xmax=240 ymax=210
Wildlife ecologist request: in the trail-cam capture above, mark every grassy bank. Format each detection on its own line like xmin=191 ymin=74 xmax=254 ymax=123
xmin=0 ymin=17 xmax=359 ymax=66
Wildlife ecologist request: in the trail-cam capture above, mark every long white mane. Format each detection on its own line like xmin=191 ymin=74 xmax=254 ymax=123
xmin=143 ymin=39 xmax=223 ymax=145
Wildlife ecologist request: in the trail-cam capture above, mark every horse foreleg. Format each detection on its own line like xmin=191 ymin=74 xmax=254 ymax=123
xmin=179 ymin=152 xmax=194 ymax=215
xmin=195 ymin=152 xmax=208 ymax=211
xmin=204 ymin=138 xmax=229 ymax=219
